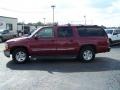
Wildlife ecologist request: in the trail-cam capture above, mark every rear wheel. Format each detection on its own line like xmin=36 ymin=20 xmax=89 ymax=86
xmin=79 ymin=47 xmax=95 ymax=62
xmin=12 ymin=48 xmax=29 ymax=64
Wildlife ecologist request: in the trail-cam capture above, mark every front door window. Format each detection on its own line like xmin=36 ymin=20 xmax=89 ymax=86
xmin=36 ymin=27 xmax=54 ymax=38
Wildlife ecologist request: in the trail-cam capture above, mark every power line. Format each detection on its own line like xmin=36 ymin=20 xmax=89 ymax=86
xmin=0 ymin=7 xmax=44 ymax=13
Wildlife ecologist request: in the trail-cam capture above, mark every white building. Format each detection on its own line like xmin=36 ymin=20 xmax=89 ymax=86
xmin=17 ymin=24 xmax=43 ymax=36
xmin=17 ymin=24 xmax=37 ymax=35
xmin=0 ymin=16 xmax=18 ymax=34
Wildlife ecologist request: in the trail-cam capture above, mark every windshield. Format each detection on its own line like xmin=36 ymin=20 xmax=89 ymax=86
xmin=26 ymin=30 xmax=35 ymax=36
xmin=105 ymin=30 xmax=113 ymax=34
xmin=29 ymin=27 xmax=43 ymax=37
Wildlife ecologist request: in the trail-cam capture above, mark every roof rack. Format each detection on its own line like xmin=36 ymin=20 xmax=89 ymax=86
xmin=56 ymin=23 xmax=99 ymax=27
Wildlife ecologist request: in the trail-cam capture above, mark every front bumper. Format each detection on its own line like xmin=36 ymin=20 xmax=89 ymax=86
xmin=4 ymin=50 xmax=10 ymax=57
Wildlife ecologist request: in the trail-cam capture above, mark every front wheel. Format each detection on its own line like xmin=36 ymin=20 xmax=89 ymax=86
xmin=79 ymin=47 xmax=95 ymax=62
xmin=12 ymin=48 xmax=29 ymax=64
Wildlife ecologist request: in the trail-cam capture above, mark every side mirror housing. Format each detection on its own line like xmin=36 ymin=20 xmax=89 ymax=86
xmin=34 ymin=35 xmax=39 ymax=40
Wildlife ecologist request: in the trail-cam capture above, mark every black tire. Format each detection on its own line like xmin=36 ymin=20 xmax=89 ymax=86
xmin=109 ymin=39 xmax=113 ymax=46
xmin=12 ymin=48 xmax=29 ymax=64
xmin=78 ymin=47 xmax=95 ymax=63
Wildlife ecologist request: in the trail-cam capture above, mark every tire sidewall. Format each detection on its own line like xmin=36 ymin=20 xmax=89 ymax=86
xmin=109 ymin=39 xmax=112 ymax=46
xmin=12 ymin=49 xmax=29 ymax=64
xmin=79 ymin=47 xmax=95 ymax=62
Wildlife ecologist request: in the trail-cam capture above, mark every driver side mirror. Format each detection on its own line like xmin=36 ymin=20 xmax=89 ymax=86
xmin=34 ymin=34 xmax=39 ymax=40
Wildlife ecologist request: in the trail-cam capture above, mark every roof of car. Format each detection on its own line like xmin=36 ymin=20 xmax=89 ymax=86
xmin=40 ymin=25 xmax=102 ymax=28
xmin=53 ymin=24 xmax=101 ymax=28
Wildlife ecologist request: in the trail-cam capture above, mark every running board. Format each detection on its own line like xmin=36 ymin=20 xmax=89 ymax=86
xmin=30 ymin=55 xmax=77 ymax=60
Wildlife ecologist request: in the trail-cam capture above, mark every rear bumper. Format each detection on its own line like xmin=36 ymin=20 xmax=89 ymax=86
xmin=4 ymin=50 xmax=10 ymax=57
xmin=96 ymin=47 xmax=111 ymax=53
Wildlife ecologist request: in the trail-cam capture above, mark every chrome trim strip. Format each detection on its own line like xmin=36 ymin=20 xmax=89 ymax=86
xmin=32 ymin=48 xmax=75 ymax=51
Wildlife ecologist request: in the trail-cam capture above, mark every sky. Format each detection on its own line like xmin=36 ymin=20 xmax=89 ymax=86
xmin=0 ymin=0 xmax=120 ymax=26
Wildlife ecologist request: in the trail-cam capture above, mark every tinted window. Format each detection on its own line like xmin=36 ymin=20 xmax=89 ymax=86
xmin=86 ymin=28 xmax=106 ymax=36
xmin=57 ymin=27 xmax=73 ymax=37
xmin=77 ymin=27 xmax=106 ymax=36
xmin=36 ymin=27 xmax=53 ymax=38
xmin=77 ymin=27 xmax=87 ymax=36
xmin=105 ymin=30 xmax=113 ymax=34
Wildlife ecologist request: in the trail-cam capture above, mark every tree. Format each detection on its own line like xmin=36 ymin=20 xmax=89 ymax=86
xmin=36 ymin=22 xmax=44 ymax=26
xmin=27 ymin=23 xmax=33 ymax=25
xmin=17 ymin=22 xmax=25 ymax=25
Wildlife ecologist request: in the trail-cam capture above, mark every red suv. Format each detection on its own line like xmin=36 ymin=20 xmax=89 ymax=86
xmin=4 ymin=25 xmax=110 ymax=63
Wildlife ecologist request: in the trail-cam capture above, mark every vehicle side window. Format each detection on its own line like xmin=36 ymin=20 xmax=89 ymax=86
xmin=77 ymin=27 xmax=106 ymax=36
xmin=57 ymin=27 xmax=73 ymax=37
xmin=105 ymin=30 xmax=113 ymax=34
xmin=6 ymin=23 xmax=13 ymax=30
xmin=3 ymin=30 xmax=9 ymax=34
xmin=77 ymin=27 xmax=87 ymax=36
xmin=36 ymin=27 xmax=53 ymax=38
xmin=86 ymin=28 xmax=106 ymax=36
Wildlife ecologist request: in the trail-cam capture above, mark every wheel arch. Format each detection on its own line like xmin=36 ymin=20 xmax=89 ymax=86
xmin=79 ymin=44 xmax=96 ymax=53
xmin=10 ymin=46 xmax=29 ymax=55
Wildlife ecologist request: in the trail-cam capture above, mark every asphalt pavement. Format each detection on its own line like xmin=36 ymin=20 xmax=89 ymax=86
xmin=0 ymin=43 xmax=120 ymax=90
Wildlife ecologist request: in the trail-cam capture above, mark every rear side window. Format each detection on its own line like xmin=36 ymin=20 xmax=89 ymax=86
xmin=77 ymin=27 xmax=107 ymax=37
xmin=57 ymin=27 xmax=73 ymax=37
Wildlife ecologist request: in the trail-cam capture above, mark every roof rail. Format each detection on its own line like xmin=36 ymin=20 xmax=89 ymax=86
xmin=53 ymin=23 xmax=99 ymax=27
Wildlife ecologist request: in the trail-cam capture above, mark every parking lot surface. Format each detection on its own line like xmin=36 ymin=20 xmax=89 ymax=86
xmin=0 ymin=43 xmax=120 ymax=90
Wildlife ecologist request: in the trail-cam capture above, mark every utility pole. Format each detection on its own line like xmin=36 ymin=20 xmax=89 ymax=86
xmin=22 ymin=21 xmax=24 ymax=35
xmin=84 ymin=16 xmax=86 ymax=25
xmin=43 ymin=18 xmax=46 ymax=25
xmin=51 ymin=5 xmax=55 ymax=25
